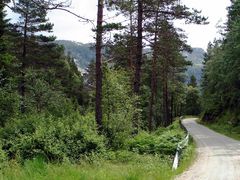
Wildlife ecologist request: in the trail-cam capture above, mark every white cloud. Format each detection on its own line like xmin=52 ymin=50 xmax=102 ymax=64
xmin=8 ymin=0 xmax=232 ymax=49
xmin=176 ymin=0 xmax=232 ymax=49
xmin=48 ymin=0 xmax=97 ymax=43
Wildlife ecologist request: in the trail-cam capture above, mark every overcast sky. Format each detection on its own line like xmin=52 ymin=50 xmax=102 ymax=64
xmin=47 ymin=0 xmax=231 ymax=50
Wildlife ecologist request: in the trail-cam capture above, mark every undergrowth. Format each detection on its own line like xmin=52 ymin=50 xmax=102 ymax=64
xmin=0 ymin=119 xmax=196 ymax=180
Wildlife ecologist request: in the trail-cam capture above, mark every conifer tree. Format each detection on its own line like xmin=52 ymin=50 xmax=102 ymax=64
xmin=0 ymin=0 xmax=15 ymax=87
xmin=188 ymin=75 xmax=197 ymax=88
xmin=0 ymin=0 xmax=9 ymax=63
xmin=13 ymin=0 xmax=54 ymax=112
xmin=201 ymin=0 xmax=240 ymax=122
xmin=95 ymin=0 xmax=104 ymax=130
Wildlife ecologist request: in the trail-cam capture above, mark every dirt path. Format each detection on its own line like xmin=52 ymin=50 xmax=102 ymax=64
xmin=176 ymin=118 xmax=240 ymax=180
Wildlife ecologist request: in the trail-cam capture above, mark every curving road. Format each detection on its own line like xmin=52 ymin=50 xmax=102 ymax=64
xmin=176 ymin=118 xmax=240 ymax=180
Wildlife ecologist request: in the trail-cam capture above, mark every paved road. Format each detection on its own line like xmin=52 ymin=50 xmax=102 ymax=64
xmin=176 ymin=118 xmax=240 ymax=180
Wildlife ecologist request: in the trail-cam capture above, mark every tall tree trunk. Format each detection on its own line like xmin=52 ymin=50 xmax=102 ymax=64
xmin=128 ymin=0 xmax=134 ymax=70
xmin=180 ymin=103 xmax=183 ymax=116
xmin=148 ymin=50 xmax=157 ymax=131
xmin=163 ymin=72 xmax=170 ymax=127
xmin=134 ymin=0 xmax=143 ymax=94
xmin=20 ymin=13 xmax=28 ymax=113
xmin=148 ymin=8 xmax=159 ymax=131
xmin=170 ymin=93 xmax=174 ymax=124
xmin=95 ymin=0 xmax=103 ymax=131
xmin=132 ymin=0 xmax=143 ymax=131
xmin=175 ymin=103 xmax=178 ymax=118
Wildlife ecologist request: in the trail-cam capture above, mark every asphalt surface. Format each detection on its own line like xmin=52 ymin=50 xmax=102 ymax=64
xmin=176 ymin=118 xmax=240 ymax=180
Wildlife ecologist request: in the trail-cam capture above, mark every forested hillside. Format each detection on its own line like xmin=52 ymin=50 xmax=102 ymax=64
xmin=55 ymin=40 xmax=95 ymax=70
xmin=1 ymin=0 xmax=239 ymax=179
xmin=185 ymin=48 xmax=205 ymax=83
xmin=56 ymin=40 xmax=205 ymax=82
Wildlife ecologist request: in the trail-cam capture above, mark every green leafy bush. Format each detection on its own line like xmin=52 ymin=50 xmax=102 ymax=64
xmin=127 ymin=122 xmax=185 ymax=156
xmin=25 ymin=70 xmax=75 ymax=117
xmin=184 ymin=86 xmax=201 ymax=115
xmin=0 ymin=113 xmax=105 ymax=163
xmin=0 ymin=88 xmax=19 ymax=126
xmin=102 ymin=68 xmax=137 ymax=149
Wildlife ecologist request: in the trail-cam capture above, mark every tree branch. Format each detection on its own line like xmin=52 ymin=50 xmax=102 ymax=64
xmin=6 ymin=0 xmax=94 ymax=26
xmin=32 ymin=0 xmax=94 ymax=24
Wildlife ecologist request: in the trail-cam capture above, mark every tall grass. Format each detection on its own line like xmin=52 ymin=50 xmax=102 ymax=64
xmin=0 ymin=150 xmax=195 ymax=180
xmin=0 ymin=157 xmax=169 ymax=180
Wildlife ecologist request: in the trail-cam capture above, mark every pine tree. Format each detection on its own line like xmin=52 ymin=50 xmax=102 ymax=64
xmin=0 ymin=0 xmax=15 ymax=87
xmin=95 ymin=0 xmax=104 ymax=130
xmin=13 ymin=0 xmax=54 ymax=112
xmin=134 ymin=0 xmax=143 ymax=95
xmin=201 ymin=0 xmax=240 ymax=122
xmin=0 ymin=1 xmax=8 ymax=63
xmin=222 ymin=0 xmax=240 ymax=108
xmin=0 ymin=1 xmax=6 ymax=38
xmin=107 ymin=0 xmax=137 ymax=70
xmin=144 ymin=0 xmax=207 ymax=127
xmin=188 ymin=75 xmax=197 ymax=88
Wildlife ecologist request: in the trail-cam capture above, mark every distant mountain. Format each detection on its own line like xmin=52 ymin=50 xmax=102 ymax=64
xmin=56 ymin=40 xmax=205 ymax=83
xmin=184 ymin=48 xmax=205 ymax=84
xmin=55 ymin=40 xmax=95 ymax=70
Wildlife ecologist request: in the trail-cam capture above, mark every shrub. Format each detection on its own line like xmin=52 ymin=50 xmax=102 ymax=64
xmin=0 ymin=113 xmax=105 ymax=163
xmin=184 ymin=86 xmax=201 ymax=115
xmin=127 ymin=122 xmax=185 ymax=156
xmin=102 ymin=68 xmax=137 ymax=149
xmin=25 ymin=70 xmax=75 ymax=117
xmin=0 ymin=88 xmax=19 ymax=126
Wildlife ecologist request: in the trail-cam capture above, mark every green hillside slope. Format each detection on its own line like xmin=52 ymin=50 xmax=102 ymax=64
xmin=56 ymin=40 xmax=205 ymax=82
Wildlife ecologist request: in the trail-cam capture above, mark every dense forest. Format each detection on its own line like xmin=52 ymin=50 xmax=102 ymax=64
xmin=201 ymin=0 xmax=240 ymax=137
xmin=0 ymin=0 xmax=239 ymax=179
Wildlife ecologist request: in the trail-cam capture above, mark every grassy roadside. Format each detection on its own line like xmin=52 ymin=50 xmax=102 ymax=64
xmin=198 ymin=112 xmax=240 ymax=141
xmin=0 ymin=157 xmax=170 ymax=180
xmin=201 ymin=121 xmax=240 ymax=141
xmin=0 ymin=147 xmax=196 ymax=180
xmin=0 ymin=120 xmax=196 ymax=180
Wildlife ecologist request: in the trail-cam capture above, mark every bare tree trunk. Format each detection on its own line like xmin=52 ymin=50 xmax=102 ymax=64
xmin=170 ymin=93 xmax=174 ymax=123
xmin=148 ymin=52 xmax=157 ymax=131
xmin=163 ymin=72 xmax=170 ymax=127
xmin=132 ymin=0 xmax=143 ymax=131
xmin=134 ymin=0 xmax=143 ymax=94
xmin=180 ymin=103 xmax=183 ymax=116
xmin=148 ymin=8 xmax=159 ymax=131
xmin=175 ymin=103 xmax=178 ymax=118
xmin=128 ymin=1 xmax=134 ymax=70
xmin=95 ymin=0 xmax=103 ymax=131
